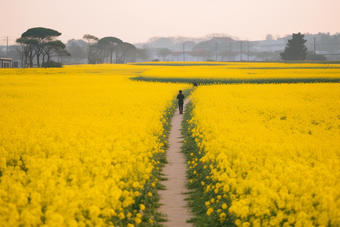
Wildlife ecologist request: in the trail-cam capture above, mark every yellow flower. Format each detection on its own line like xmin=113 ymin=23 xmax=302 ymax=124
xmin=220 ymin=212 xmax=226 ymax=219
xmin=118 ymin=213 xmax=125 ymax=220
xmin=140 ymin=204 xmax=145 ymax=211
xmin=135 ymin=217 xmax=142 ymax=224
xmin=206 ymin=208 xmax=214 ymax=216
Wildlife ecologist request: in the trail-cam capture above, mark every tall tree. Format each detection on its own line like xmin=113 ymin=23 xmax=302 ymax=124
xmin=16 ymin=38 xmax=38 ymax=68
xmin=157 ymin=48 xmax=171 ymax=61
xmin=41 ymin=40 xmax=68 ymax=63
xmin=116 ymin=43 xmax=136 ymax=63
xmin=280 ymin=32 xmax=307 ymax=60
xmin=67 ymin=42 xmax=87 ymax=63
xmin=83 ymin=34 xmax=98 ymax=63
xmin=98 ymin=37 xmax=123 ymax=63
xmin=21 ymin=27 xmax=62 ymax=67
xmin=136 ymin=48 xmax=150 ymax=62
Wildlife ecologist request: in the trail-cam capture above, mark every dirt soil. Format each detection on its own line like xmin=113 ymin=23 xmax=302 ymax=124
xmin=158 ymin=99 xmax=194 ymax=227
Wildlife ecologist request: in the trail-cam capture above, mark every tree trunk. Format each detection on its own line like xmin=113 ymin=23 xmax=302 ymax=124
xmin=36 ymin=54 xmax=40 ymax=67
xmin=29 ymin=51 xmax=33 ymax=68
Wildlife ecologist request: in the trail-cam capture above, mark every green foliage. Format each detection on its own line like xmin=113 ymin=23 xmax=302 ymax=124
xmin=280 ymin=33 xmax=308 ymax=60
xmin=157 ymin=48 xmax=171 ymax=61
xmin=181 ymin=102 xmax=237 ymax=227
xmin=42 ymin=61 xmax=63 ymax=68
xmin=131 ymin=76 xmax=340 ymax=85
xmin=306 ymin=51 xmax=327 ymax=60
xmin=98 ymin=37 xmax=123 ymax=45
xmin=21 ymin=27 xmax=61 ymax=39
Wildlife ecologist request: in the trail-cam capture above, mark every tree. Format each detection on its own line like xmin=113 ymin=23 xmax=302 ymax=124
xmin=67 ymin=42 xmax=87 ymax=63
xmin=21 ymin=27 xmax=62 ymax=67
xmin=305 ymin=51 xmax=327 ymax=60
xmin=218 ymin=50 xmax=238 ymax=61
xmin=16 ymin=37 xmax=38 ymax=67
xmin=195 ymin=49 xmax=213 ymax=61
xmin=256 ymin=51 xmax=274 ymax=61
xmin=41 ymin=40 xmax=69 ymax=63
xmin=266 ymin=34 xmax=274 ymax=41
xmin=157 ymin=48 xmax=171 ymax=61
xmin=97 ymin=37 xmax=123 ymax=63
xmin=280 ymin=32 xmax=307 ymax=60
xmin=83 ymin=34 xmax=99 ymax=63
xmin=147 ymin=37 xmax=174 ymax=48
xmin=136 ymin=48 xmax=150 ymax=62
xmin=116 ymin=42 xmax=136 ymax=63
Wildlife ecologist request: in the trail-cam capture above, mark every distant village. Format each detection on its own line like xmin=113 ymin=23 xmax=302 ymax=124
xmin=1 ymin=32 xmax=340 ymax=68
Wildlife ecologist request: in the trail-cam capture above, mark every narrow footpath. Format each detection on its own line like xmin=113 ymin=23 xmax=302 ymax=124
xmin=158 ymin=98 xmax=194 ymax=227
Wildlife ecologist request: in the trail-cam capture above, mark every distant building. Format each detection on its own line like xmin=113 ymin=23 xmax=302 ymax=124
xmin=0 ymin=58 xmax=12 ymax=68
xmin=208 ymin=37 xmax=235 ymax=44
xmin=13 ymin=60 xmax=21 ymax=68
xmin=252 ymin=38 xmax=286 ymax=52
xmin=170 ymin=49 xmax=214 ymax=61
xmin=170 ymin=52 xmax=199 ymax=61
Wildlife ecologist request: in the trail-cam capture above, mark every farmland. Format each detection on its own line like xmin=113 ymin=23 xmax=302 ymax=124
xmin=133 ymin=62 xmax=340 ymax=84
xmin=1 ymin=63 xmax=340 ymax=227
xmin=183 ymin=83 xmax=340 ymax=226
xmin=0 ymin=65 xmax=191 ymax=226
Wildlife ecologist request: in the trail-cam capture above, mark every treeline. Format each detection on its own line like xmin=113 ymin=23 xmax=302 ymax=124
xmin=15 ymin=27 xmax=69 ymax=68
xmin=82 ymin=34 xmax=136 ymax=64
xmin=13 ymin=27 xmax=143 ymax=67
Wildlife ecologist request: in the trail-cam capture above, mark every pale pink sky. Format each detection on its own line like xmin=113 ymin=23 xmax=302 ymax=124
xmin=1 ymin=0 xmax=339 ymax=45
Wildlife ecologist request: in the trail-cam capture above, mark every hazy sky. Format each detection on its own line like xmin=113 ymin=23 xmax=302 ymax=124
xmin=1 ymin=0 xmax=339 ymax=45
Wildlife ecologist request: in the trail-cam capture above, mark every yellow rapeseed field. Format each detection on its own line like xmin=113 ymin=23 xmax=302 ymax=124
xmin=140 ymin=62 xmax=340 ymax=81
xmin=1 ymin=62 xmax=340 ymax=227
xmin=0 ymin=65 xmax=191 ymax=227
xmin=187 ymin=82 xmax=340 ymax=226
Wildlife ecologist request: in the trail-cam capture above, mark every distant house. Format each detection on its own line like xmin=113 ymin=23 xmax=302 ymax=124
xmin=170 ymin=52 xmax=200 ymax=61
xmin=170 ymin=49 xmax=214 ymax=62
xmin=252 ymin=38 xmax=286 ymax=52
xmin=0 ymin=58 xmax=13 ymax=68
xmin=13 ymin=60 xmax=21 ymax=68
xmin=207 ymin=37 xmax=235 ymax=44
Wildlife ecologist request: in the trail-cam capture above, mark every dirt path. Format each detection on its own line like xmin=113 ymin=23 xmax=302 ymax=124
xmin=158 ymin=98 xmax=194 ymax=227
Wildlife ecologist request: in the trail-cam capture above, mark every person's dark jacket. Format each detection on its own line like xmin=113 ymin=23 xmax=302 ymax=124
xmin=177 ymin=93 xmax=184 ymax=104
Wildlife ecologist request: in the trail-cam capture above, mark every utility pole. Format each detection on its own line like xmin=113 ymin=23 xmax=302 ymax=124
xmin=2 ymin=36 xmax=9 ymax=58
xmin=6 ymin=37 xmax=9 ymax=58
xmin=182 ymin=44 xmax=185 ymax=62
xmin=240 ymin=41 xmax=242 ymax=61
xmin=247 ymin=41 xmax=250 ymax=61
xmin=313 ymin=37 xmax=316 ymax=54
xmin=215 ymin=44 xmax=218 ymax=61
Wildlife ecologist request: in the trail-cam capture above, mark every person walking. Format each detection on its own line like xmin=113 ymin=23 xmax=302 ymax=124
xmin=177 ymin=90 xmax=185 ymax=114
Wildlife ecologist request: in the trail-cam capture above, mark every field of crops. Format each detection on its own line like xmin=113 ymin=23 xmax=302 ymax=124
xmin=1 ymin=62 xmax=340 ymax=227
xmin=184 ymin=83 xmax=340 ymax=226
xmin=0 ymin=65 xmax=191 ymax=227
xmin=133 ymin=62 xmax=340 ymax=84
